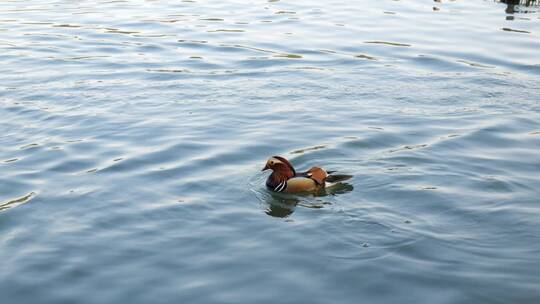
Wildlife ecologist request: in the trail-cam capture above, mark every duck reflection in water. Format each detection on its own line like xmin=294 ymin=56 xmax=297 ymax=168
xmin=263 ymin=182 xmax=354 ymax=218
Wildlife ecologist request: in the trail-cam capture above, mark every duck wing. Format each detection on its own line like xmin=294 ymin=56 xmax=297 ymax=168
xmin=297 ymin=167 xmax=352 ymax=184
xmin=325 ymin=174 xmax=353 ymax=183
xmin=296 ymin=167 xmax=328 ymax=185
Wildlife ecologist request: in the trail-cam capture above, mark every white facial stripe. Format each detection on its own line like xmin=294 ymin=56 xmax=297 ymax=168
xmin=269 ymin=157 xmax=283 ymax=164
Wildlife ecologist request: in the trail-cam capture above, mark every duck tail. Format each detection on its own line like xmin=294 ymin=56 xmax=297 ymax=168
xmin=325 ymin=174 xmax=353 ymax=183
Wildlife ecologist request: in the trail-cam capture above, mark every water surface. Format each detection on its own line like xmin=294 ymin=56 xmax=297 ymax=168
xmin=1 ymin=0 xmax=540 ymax=303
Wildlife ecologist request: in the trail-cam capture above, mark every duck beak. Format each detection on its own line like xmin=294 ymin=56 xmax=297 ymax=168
xmin=262 ymin=163 xmax=270 ymax=171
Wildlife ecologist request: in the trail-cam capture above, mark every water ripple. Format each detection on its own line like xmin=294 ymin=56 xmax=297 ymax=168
xmin=1 ymin=0 xmax=540 ymax=303
xmin=0 ymin=192 xmax=37 ymax=212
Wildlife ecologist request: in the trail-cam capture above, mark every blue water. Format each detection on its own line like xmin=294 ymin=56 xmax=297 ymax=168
xmin=1 ymin=0 xmax=540 ymax=303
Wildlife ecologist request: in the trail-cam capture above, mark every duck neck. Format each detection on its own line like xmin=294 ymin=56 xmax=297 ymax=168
xmin=267 ymin=166 xmax=294 ymax=188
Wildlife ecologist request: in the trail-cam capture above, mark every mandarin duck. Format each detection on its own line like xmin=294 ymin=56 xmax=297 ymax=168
xmin=262 ymin=156 xmax=352 ymax=193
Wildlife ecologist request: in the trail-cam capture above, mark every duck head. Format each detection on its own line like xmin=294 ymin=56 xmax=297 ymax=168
xmin=262 ymin=156 xmax=296 ymax=178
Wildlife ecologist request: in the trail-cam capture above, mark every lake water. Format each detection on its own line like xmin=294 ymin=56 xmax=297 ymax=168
xmin=1 ymin=0 xmax=540 ymax=303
